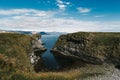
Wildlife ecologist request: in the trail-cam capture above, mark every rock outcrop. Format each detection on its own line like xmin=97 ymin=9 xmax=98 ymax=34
xmin=51 ymin=32 xmax=120 ymax=67
xmin=30 ymin=34 xmax=47 ymax=72
xmin=31 ymin=34 xmax=46 ymax=52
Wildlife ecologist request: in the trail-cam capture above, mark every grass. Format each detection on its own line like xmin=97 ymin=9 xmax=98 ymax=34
xmin=0 ymin=33 xmax=32 ymax=71
xmin=36 ymin=69 xmax=81 ymax=79
xmin=0 ymin=33 xmax=33 ymax=80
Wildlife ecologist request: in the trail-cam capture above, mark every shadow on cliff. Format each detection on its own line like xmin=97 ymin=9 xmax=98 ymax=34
xmin=51 ymin=52 xmax=94 ymax=71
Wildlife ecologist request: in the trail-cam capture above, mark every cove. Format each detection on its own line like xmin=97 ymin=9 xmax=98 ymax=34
xmin=40 ymin=34 xmax=60 ymax=70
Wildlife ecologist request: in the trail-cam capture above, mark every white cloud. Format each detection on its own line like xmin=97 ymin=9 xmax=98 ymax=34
xmin=56 ymin=0 xmax=70 ymax=10
xmin=94 ymin=15 xmax=104 ymax=18
xmin=0 ymin=9 xmax=120 ymax=33
xmin=65 ymin=2 xmax=70 ymax=5
xmin=58 ymin=4 xmax=66 ymax=10
xmin=77 ymin=7 xmax=91 ymax=13
xmin=57 ymin=0 xmax=63 ymax=4
xmin=0 ymin=9 xmax=54 ymax=17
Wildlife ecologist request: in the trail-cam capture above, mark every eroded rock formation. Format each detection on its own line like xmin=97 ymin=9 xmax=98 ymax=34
xmin=30 ymin=34 xmax=47 ymax=72
xmin=51 ymin=32 xmax=120 ymax=68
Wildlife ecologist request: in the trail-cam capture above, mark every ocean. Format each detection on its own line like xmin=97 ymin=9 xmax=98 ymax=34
xmin=41 ymin=34 xmax=60 ymax=69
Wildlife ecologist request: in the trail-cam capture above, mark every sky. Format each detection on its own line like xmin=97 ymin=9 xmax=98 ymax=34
xmin=0 ymin=0 xmax=120 ymax=33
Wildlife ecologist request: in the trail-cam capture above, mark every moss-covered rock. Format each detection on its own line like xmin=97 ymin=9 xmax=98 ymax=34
xmin=51 ymin=32 xmax=120 ymax=66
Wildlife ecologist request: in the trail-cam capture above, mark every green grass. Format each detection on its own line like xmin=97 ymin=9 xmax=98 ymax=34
xmin=0 ymin=33 xmax=33 ymax=80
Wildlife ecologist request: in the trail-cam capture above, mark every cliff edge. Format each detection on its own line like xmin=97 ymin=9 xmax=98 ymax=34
xmin=51 ymin=32 xmax=120 ymax=67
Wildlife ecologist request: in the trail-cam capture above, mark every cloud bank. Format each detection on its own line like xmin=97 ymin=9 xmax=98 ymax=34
xmin=0 ymin=9 xmax=120 ymax=33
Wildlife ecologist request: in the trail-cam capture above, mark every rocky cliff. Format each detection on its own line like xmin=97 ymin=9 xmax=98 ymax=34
xmin=30 ymin=34 xmax=47 ymax=72
xmin=51 ymin=32 xmax=120 ymax=67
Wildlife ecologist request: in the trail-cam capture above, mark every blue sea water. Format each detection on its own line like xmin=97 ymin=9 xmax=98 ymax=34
xmin=41 ymin=34 xmax=60 ymax=69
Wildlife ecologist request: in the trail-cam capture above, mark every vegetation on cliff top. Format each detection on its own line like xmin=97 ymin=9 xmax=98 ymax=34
xmin=0 ymin=33 xmax=33 ymax=79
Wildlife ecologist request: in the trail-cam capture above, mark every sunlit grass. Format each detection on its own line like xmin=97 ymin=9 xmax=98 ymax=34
xmin=36 ymin=69 xmax=81 ymax=79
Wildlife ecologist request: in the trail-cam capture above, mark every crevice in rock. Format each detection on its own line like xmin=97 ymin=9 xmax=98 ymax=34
xmin=115 ymin=65 xmax=120 ymax=70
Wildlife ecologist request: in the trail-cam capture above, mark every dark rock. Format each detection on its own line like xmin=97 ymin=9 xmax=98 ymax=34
xmin=115 ymin=65 xmax=120 ymax=69
xmin=33 ymin=56 xmax=46 ymax=72
xmin=34 ymin=48 xmax=47 ymax=56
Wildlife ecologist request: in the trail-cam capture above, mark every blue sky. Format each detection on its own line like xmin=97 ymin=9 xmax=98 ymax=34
xmin=0 ymin=0 xmax=120 ymax=32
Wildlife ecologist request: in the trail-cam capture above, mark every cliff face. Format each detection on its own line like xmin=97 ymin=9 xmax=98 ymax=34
xmin=51 ymin=32 xmax=120 ymax=66
xmin=30 ymin=34 xmax=47 ymax=72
